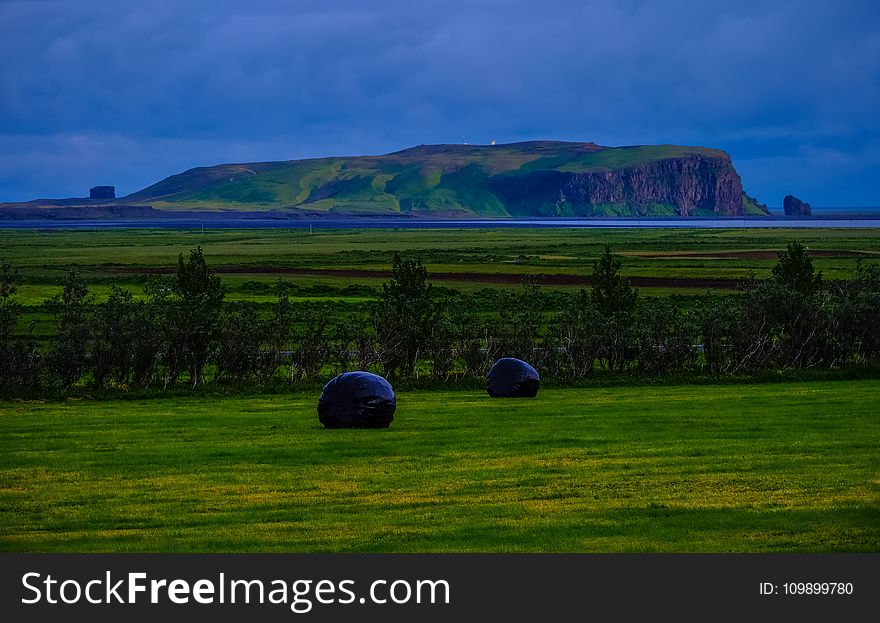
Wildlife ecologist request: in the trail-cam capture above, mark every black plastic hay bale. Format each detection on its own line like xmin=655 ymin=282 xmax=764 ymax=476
xmin=486 ymin=358 xmax=540 ymax=398
xmin=317 ymin=371 xmax=396 ymax=429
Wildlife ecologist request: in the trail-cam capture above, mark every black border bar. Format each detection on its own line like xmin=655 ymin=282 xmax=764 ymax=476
xmin=2 ymin=554 xmax=877 ymax=621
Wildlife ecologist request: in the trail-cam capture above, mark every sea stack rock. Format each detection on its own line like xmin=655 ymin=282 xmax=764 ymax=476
xmin=783 ymin=195 xmax=811 ymax=216
xmin=89 ymin=185 xmax=116 ymax=200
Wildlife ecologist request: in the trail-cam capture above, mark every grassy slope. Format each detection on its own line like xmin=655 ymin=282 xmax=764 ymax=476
xmin=1 ymin=381 xmax=878 ymax=552
xmin=122 ymin=142 xmax=745 ymax=215
xmin=554 ymin=145 xmax=726 ymax=172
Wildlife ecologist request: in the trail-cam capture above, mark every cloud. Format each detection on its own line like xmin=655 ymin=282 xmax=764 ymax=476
xmin=1 ymin=0 xmax=878 ymax=204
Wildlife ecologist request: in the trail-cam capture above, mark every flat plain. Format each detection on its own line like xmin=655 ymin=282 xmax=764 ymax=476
xmin=3 ymin=227 xmax=879 ymax=299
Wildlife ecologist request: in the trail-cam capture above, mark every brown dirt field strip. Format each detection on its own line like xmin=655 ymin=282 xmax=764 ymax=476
xmin=116 ymin=266 xmax=740 ymax=289
xmin=627 ymin=249 xmax=874 ymax=260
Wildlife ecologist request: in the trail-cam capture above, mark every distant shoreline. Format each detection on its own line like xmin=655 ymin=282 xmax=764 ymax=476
xmin=2 ymin=215 xmax=879 ymax=230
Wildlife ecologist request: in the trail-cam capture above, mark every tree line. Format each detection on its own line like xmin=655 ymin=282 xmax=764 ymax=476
xmin=1 ymin=243 xmax=879 ymax=394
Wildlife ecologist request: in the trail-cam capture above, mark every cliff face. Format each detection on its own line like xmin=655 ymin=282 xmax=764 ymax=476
xmin=492 ymin=154 xmax=744 ymax=216
xmin=567 ymin=154 xmax=744 ymax=216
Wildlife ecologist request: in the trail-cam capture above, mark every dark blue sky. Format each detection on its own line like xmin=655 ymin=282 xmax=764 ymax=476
xmin=2 ymin=0 xmax=878 ymax=206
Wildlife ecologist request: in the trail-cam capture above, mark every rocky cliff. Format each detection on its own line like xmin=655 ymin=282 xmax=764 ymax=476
xmin=491 ymin=152 xmax=745 ymax=216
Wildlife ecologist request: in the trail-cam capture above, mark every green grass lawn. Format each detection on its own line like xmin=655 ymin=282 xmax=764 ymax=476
xmin=1 ymin=381 xmax=877 ymax=553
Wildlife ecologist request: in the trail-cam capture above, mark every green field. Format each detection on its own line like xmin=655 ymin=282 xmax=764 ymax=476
xmin=2 ymin=227 xmax=879 ymax=296
xmin=4 ymin=226 xmax=877 ymax=339
xmin=2 ymin=380 xmax=878 ymax=552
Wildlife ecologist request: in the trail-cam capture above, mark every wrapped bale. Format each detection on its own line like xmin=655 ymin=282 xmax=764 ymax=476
xmin=318 ymin=371 xmax=396 ymax=429
xmin=487 ymin=358 xmax=540 ymax=398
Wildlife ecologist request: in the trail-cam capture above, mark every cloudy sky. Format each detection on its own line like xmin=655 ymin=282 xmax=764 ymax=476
xmin=2 ymin=0 xmax=878 ymax=206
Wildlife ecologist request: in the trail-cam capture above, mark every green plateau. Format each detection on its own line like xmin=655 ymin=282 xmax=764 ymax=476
xmin=117 ymin=141 xmax=764 ymax=217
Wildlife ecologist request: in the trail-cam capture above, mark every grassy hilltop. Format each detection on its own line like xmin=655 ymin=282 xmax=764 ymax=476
xmin=119 ymin=141 xmax=763 ymax=217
